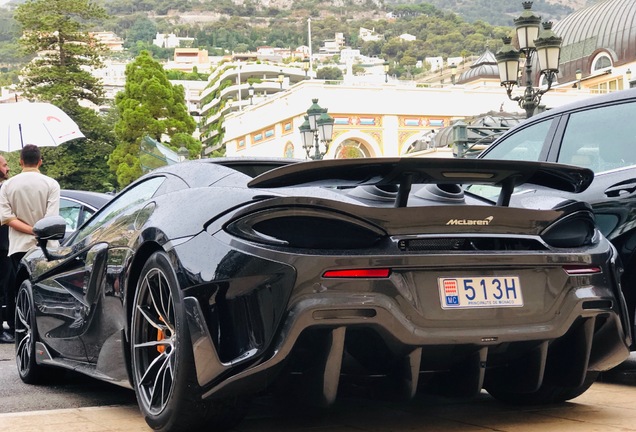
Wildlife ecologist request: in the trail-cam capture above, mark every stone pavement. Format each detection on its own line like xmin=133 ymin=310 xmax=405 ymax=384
xmin=2 ymin=379 xmax=636 ymax=432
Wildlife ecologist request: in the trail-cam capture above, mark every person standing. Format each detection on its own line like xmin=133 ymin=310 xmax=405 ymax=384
xmin=0 ymin=145 xmax=60 ymax=343
xmin=0 ymin=154 xmax=13 ymax=343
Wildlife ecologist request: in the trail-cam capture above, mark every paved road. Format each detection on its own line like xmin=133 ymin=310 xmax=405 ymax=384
xmin=0 ymin=340 xmax=136 ymax=413
xmin=3 ymin=338 xmax=636 ymax=431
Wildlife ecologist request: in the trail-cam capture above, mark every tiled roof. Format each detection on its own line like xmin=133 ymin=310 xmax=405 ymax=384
xmin=554 ymin=0 xmax=636 ymax=81
xmin=457 ymin=49 xmax=499 ymax=84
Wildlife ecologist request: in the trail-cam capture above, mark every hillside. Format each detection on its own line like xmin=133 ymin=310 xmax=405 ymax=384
xmin=1 ymin=0 xmax=597 ymax=26
xmin=386 ymin=0 xmax=598 ymax=25
xmin=0 ymin=0 xmax=600 ymax=72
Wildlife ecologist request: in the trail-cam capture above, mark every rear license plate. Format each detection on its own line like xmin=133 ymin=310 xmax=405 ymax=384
xmin=438 ymin=276 xmax=523 ymax=309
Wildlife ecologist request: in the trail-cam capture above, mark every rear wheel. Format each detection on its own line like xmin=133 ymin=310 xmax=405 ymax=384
xmin=130 ymin=251 xmax=248 ymax=432
xmin=487 ymin=371 xmax=599 ymax=405
xmin=15 ymin=280 xmax=45 ymax=384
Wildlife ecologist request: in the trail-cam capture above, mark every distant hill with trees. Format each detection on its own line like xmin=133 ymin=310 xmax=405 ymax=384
xmin=0 ymin=0 xmax=593 ymax=89
xmin=387 ymin=0 xmax=595 ymax=26
xmin=0 ymin=0 xmax=598 ymax=81
xmin=94 ymin=0 xmax=594 ymax=24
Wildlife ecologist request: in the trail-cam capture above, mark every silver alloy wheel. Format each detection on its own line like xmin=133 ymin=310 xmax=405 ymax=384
xmin=15 ymin=286 xmax=33 ymax=375
xmin=132 ymin=267 xmax=177 ymax=415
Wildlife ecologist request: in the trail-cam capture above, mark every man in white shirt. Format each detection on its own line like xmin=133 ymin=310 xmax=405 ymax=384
xmin=0 ymin=145 xmax=60 ymax=343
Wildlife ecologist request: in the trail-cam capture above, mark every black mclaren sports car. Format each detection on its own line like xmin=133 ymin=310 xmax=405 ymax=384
xmin=15 ymin=157 xmax=631 ymax=432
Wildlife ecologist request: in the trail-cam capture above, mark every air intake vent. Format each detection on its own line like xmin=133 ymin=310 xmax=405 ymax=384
xmin=414 ymin=183 xmax=465 ymax=203
xmin=398 ymin=237 xmax=546 ymax=252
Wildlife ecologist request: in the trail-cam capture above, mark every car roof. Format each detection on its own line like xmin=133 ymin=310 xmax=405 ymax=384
xmin=61 ymin=189 xmax=112 ymax=210
xmin=529 ymin=87 xmax=636 ymax=122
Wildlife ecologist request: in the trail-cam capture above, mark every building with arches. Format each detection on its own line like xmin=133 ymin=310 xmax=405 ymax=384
xmin=222 ymin=79 xmax=587 ymax=159
xmin=552 ymin=0 xmax=635 ymax=92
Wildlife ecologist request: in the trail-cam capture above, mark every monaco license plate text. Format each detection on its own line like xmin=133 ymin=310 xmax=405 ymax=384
xmin=438 ymin=276 xmax=523 ymax=309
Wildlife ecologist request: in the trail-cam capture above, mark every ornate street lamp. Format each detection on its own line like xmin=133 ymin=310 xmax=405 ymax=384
xmin=277 ymin=70 xmax=284 ymax=89
xmin=306 ymin=98 xmax=323 ymax=130
xmin=248 ymin=84 xmax=254 ymax=104
xmin=299 ymin=98 xmax=334 ymax=160
xmin=496 ymin=37 xmax=520 ymax=86
xmin=383 ymin=61 xmax=389 ymax=83
xmin=495 ymin=2 xmax=562 ymax=118
xmin=302 ymin=58 xmax=310 ymax=79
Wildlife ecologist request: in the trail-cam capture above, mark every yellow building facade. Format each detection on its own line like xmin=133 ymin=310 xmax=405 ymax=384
xmin=223 ymin=79 xmax=593 ymax=160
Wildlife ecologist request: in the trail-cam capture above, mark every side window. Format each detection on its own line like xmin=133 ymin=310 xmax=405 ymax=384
xmin=558 ymin=102 xmax=636 ymax=173
xmin=59 ymin=198 xmax=81 ymax=232
xmin=72 ymin=177 xmax=165 ymax=243
xmin=481 ymin=119 xmax=552 ymax=162
xmin=82 ymin=207 xmax=96 ymax=222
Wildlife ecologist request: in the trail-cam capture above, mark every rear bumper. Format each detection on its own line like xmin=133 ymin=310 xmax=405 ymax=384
xmin=185 ymin=281 xmax=630 ymax=401
xmin=174 ymin=232 xmax=631 ymax=402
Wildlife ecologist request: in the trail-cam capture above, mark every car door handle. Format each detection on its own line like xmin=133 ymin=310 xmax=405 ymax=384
xmin=605 ymin=180 xmax=636 ymax=197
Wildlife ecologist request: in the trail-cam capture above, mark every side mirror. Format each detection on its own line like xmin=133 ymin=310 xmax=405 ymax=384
xmin=33 ymin=216 xmax=67 ymax=261
xmin=33 ymin=216 xmax=67 ymax=241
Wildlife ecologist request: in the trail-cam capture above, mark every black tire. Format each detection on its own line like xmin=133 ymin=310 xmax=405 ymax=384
xmin=130 ymin=251 xmax=248 ymax=432
xmin=487 ymin=371 xmax=599 ymax=405
xmin=15 ymin=279 xmax=45 ymax=384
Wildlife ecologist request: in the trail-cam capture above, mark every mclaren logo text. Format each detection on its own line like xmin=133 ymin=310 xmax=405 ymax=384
xmin=446 ymin=216 xmax=494 ymax=226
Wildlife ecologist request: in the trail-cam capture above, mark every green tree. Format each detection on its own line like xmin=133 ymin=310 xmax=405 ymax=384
xmin=14 ymin=0 xmax=117 ymax=192
xmin=169 ymin=132 xmax=201 ymax=159
xmin=124 ymin=16 xmax=157 ymax=46
xmin=316 ymin=66 xmax=343 ymax=80
xmin=109 ymin=50 xmax=196 ymax=187
xmin=15 ymin=0 xmax=107 ymax=106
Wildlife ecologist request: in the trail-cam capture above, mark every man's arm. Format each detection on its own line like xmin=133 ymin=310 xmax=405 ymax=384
xmin=0 ymin=184 xmax=15 ymax=226
xmin=7 ymin=218 xmax=33 ymax=235
xmin=45 ymin=181 xmax=61 ymax=218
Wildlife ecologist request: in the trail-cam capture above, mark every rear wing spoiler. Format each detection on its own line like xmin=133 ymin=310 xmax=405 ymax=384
xmin=248 ymin=158 xmax=594 ymax=207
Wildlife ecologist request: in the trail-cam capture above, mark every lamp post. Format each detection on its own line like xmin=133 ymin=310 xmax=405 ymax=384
xmin=495 ymin=1 xmax=562 ymax=118
xmin=278 ymin=70 xmax=284 ymax=89
xmin=248 ymin=84 xmax=254 ymax=105
xmin=450 ymin=62 xmax=457 ymax=85
xmin=298 ymin=98 xmax=334 ymax=160
xmin=302 ymin=58 xmax=310 ymax=79
xmin=383 ymin=61 xmax=389 ymax=83
xmin=452 ymin=120 xmax=468 ymax=158
xmin=575 ymin=69 xmax=582 ymax=90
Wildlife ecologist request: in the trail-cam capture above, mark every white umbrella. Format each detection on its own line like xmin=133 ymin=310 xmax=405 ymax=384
xmin=0 ymin=102 xmax=85 ymax=152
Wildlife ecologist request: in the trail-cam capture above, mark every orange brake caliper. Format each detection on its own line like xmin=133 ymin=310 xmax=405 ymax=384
xmin=157 ymin=316 xmax=166 ymax=353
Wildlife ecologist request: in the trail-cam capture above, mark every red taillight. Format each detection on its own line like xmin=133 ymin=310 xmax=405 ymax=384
xmin=322 ymin=269 xmax=391 ymax=278
xmin=563 ymin=265 xmax=602 ymax=275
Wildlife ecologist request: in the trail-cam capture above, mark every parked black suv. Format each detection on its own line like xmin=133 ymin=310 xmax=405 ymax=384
xmin=478 ymin=87 xmax=636 ymax=342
